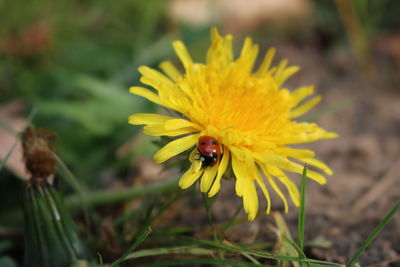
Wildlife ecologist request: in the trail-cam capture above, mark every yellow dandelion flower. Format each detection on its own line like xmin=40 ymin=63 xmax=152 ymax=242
xmin=129 ymin=28 xmax=337 ymax=221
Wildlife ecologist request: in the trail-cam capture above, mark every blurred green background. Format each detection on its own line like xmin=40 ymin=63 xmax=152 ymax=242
xmin=1 ymin=0 xmax=399 ymax=264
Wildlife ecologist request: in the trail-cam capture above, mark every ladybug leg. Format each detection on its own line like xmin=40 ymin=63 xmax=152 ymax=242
xmin=194 ymin=151 xmax=207 ymax=163
xmin=194 ymin=149 xmax=202 ymax=161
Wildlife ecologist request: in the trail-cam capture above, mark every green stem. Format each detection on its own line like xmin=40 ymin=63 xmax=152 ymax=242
xmin=201 ymin=193 xmax=219 ymax=243
xmin=66 ymin=177 xmax=179 ymax=211
xmin=222 ymin=206 xmax=242 ymax=234
xmin=201 ymin=193 xmax=225 ymax=260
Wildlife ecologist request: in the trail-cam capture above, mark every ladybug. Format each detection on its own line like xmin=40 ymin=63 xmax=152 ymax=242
xmin=197 ymin=136 xmax=221 ymax=167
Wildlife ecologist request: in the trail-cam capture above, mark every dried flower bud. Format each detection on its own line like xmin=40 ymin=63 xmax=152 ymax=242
xmin=21 ymin=126 xmax=57 ymax=179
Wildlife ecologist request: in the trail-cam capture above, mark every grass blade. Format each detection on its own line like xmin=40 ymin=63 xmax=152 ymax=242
xmin=182 ymin=237 xmax=342 ymax=266
xmin=201 ymin=193 xmax=219 ymax=242
xmin=25 ymin=108 xmax=37 ymax=125
xmin=241 ymin=252 xmax=262 ymax=265
xmin=0 ymin=139 xmax=18 ymax=173
xmin=298 ymin=165 xmax=308 ymax=251
xmin=0 ymin=119 xmax=18 ymax=135
xmin=53 ymin=153 xmax=90 ymax=226
xmin=125 ymin=246 xmax=214 ymax=260
xmin=0 ymin=107 xmax=37 ymax=173
xmin=135 ymin=258 xmax=269 ymax=267
xmin=110 ymin=226 xmax=152 ymax=267
xmin=346 ymin=201 xmax=400 ymax=267
xmin=222 ymin=206 xmax=242 ymax=233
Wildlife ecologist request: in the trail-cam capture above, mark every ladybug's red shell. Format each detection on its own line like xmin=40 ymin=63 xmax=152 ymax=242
xmin=197 ymin=136 xmax=221 ymax=167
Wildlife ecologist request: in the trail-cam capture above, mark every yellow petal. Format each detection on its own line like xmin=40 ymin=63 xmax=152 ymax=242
xmin=290 ymin=96 xmax=321 ymax=118
xmin=300 ymin=157 xmax=333 ymax=175
xmin=207 ymin=27 xmax=233 ymax=65
xmin=274 ymin=123 xmax=338 ymax=144
xmin=143 ymin=125 xmax=196 ymax=137
xmin=290 ymin=85 xmax=315 ymax=107
xmin=239 ymin=37 xmax=259 ymax=72
xmin=223 ymin=35 xmax=234 ymax=63
xmin=208 ymin=147 xmax=230 ymax=197
xmin=179 ymin=164 xmax=204 ymax=189
xmin=268 ymin=166 xmax=300 ymax=207
xmin=231 ymin=153 xmax=247 ymax=197
xmin=247 ymin=159 xmax=271 ymax=215
xmin=305 ymin=170 xmax=327 ymax=184
xmin=254 ymin=172 xmax=271 ymax=214
xmin=231 ymin=154 xmax=247 ymax=197
xmin=242 ymin=178 xmax=258 ymax=221
xmin=128 ymin=113 xmax=173 ymax=125
xmin=275 ymin=65 xmax=299 ymax=87
xmin=207 ymin=27 xmax=223 ymax=64
xmin=173 ymin=41 xmax=193 ymax=69
xmin=240 ymin=37 xmax=253 ymax=58
xmin=232 ymin=154 xmax=258 ymax=220
xmin=188 ymin=148 xmax=198 ymax=163
xmin=229 ymin=146 xmax=247 ymax=161
xmin=153 ymin=134 xmax=199 ymax=163
xmin=129 ymin=86 xmax=166 ymax=107
xmin=188 ymin=148 xmax=202 ymax=171
xmin=200 ymin=164 xmax=218 ymax=193
xmin=164 ymin=118 xmax=199 ymax=131
xmin=255 ymin=47 xmax=276 ymax=76
xmin=254 ymin=153 xmax=303 ymax=173
xmin=275 ymin=147 xmax=315 ymax=159
xmin=210 ymin=26 xmax=221 ymax=41
xmin=256 ymin=153 xmax=326 ymax=187
xmin=260 ymin=164 xmax=289 ymax=213
xmin=274 ymin=59 xmax=288 ymax=80
xmin=157 ymin=83 xmax=186 ymax=111
xmin=159 ymin=61 xmax=181 ymax=81
xmin=138 ymin=66 xmax=175 ymax=90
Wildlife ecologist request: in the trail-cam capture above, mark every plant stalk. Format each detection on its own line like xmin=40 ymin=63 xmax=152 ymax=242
xmin=66 ymin=177 xmax=180 ymax=211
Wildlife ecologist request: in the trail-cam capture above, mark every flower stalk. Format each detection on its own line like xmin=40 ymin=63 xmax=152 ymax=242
xmin=23 ymin=180 xmax=90 ymax=267
xmin=21 ymin=126 xmax=90 ymax=267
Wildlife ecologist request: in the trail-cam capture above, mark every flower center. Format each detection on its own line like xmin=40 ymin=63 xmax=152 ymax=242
xmin=179 ymin=62 xmax=292 ymax=145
